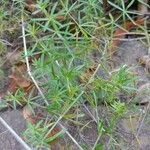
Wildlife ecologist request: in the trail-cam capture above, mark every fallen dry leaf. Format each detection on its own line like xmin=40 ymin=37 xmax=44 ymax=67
xmin=0 ymin=64 xmax=30 ymax=97
xmin=138 ymin=0 xmax=148 ymax=16
xmin=55 ymin=15 xmax=65 ymax=21
xmin=110 ymin=18 xmax=145 ymax=54
xmin=136 ymin=83 xmax=150 ymax=106
xmin=139 ymin=55 xmax=150 ymax=73
xmin=6 ymin=51 xmax=23 ymax=65
xmin=23 ymin=105 xmax=36 ymax=124
xmin=23 ymin=105 xmax=44 ymax=124
xmin=1 ymin=64 xmax=34 ymax=98
xmin=80 ymin=64 xmax=96 ymax=84
xmin=25 ymin=0 xmax=36 ymax=12
xmin=7 ymin=79 xmax=18 ymax=93
xmin=9 ymin=65 xmax=31 ymax=88
xmin=110 ymin=1 xmax=148 ymax=54
xmin=46 ymin=128 xmax=61 ymax=146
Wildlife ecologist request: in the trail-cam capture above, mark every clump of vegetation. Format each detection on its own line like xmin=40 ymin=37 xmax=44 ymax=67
xmin=0 ymin=0 xmax=149 ymax=149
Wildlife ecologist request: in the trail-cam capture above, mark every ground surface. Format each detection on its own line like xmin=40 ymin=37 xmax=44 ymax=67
xmin=116 ymin=40 xmax=150 ymax=150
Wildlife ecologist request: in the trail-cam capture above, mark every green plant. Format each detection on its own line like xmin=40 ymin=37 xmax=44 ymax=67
xmin=1 ymin=0 xmax=149 ymax=149
xmin=23 ymin=121 xmax=65 ymax=149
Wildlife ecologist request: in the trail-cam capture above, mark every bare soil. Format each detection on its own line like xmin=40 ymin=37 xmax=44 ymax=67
xmin=115 ymin=40 xmax=150 ymax=150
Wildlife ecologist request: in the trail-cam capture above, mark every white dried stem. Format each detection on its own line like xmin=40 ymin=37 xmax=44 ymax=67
xmin=21 ymin=18 xmax=49 ymax=106
xmin=0 ymin=117 xmax=32 ymax=150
